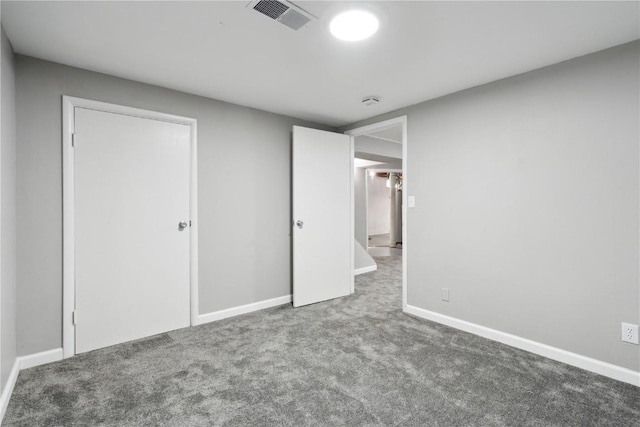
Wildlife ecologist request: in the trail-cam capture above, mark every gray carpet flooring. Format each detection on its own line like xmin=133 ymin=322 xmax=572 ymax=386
xmin=4 ymin=256 xmax=639 ymax=426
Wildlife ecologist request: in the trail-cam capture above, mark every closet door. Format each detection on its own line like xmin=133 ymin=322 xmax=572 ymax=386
xmin=74 ymin=107 xmax=191 ymax=353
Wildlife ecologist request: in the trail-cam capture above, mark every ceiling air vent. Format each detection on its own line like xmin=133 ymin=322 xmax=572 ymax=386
xmin=249 ymin=0 xmax=315 ymax=31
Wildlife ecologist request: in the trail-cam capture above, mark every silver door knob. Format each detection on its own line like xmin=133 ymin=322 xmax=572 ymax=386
xmin=296 ymin=220 xmax=304 ymax=229
xmin=178 ymin=221 xmax=189 ymax=231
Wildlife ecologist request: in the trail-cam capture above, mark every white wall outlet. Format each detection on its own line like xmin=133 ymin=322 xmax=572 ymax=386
xmin=621 ymin=323 xmax=639 ymax=345
xmin=408 ymin=196 xmax=416 ymax=208
xmin=441 ymin=288 xmax=449 ymax=302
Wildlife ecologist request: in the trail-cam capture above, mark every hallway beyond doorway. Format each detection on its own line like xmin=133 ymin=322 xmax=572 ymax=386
xmin=369 ymin=233 xmax=391 ymax=247
xmin=368 ymin=233 xmax=402 ymax=257
xmin=368 ymin=247 xmax=402 ymax=256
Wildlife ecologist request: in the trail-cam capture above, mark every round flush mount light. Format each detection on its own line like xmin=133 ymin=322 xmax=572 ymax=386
xmin=329 ymin=10 xmax=379 ymax=41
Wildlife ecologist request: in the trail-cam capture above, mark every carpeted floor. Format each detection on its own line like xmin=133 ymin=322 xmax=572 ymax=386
xmin=4 ymin=256 xmax=639 ymax=426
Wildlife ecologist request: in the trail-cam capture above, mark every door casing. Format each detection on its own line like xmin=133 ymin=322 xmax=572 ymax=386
xmin=345 ymin=116 xmax=407 ymax=306
xmin=62 ymin=96 xmax=199 ymax=358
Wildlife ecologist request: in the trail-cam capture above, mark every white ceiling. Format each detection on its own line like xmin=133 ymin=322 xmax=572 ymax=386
xmin=2 ymin=1 xmax=639 ymax=127
xmin=368 ymin=126 xmax=403 ymax=144
xmin=354 ymin=158 xmax=384 ymax=169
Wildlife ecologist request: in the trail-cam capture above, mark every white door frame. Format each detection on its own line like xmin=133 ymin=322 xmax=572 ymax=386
xmin=62 ymin=96 xmax=199 ymax=358
xmin=345 ymin=116 xmax=407 ymax=308
xmin=365 ymin=168 xmax=402 ymax=247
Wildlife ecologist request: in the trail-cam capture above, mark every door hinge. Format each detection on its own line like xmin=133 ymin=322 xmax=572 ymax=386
xmin=189 ymin=220 xmax=192 ymax=227
xmin=72 ymin=133 xmax=76 ymax=147
xmin=72 ymin=310 xmax=78 ymax=325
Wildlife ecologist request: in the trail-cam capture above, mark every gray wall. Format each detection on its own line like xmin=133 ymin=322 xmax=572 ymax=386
xmin=1 ymin=26 xmax=17 ymax=388
xmin=345 ymin=41 xmax=640 ymax=371
xmin=354 ymin=168 xmax=367 ymax=247
xmin=15 ymin=56 xmax=333 ymax=356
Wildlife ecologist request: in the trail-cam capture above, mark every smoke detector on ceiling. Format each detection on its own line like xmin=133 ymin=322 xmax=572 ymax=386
xmin=248 ymin=0 xmax=316 ymax=31
xmin=362 ymin=96 xmax=380 ymax=106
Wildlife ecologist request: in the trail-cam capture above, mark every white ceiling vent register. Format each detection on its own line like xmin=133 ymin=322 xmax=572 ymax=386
xmin=248 ymin=0 xmax=316 ymax=31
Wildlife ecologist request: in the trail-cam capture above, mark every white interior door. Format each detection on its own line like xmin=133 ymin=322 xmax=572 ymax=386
xmin=293 ymin=126 xmax=353 ymax=307
xmin=74 ymin=107 xmax=191 ymax=354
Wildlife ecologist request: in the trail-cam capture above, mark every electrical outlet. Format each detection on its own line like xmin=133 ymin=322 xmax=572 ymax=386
xmin=621 ymin=323 xmax=639 ymax=345
xmin=441 ymin=288 xmax=449 ymax=302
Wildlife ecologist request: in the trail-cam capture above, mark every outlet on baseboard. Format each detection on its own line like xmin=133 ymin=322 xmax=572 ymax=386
xmin=621 ymin=323 xmax=639 ymax=345
xmin=441 ymin=288 xmax=449 ymax=302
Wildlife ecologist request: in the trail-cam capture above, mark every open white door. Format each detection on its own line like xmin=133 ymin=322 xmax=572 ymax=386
xmin=292 ymin=126 xmax=353 ymax=307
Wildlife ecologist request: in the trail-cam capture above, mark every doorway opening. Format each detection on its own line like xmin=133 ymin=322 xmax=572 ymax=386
xmin=345 ymin=116 xmax=407 ymax=308
xmin=365 ymin=170 xmax=403 ymax=256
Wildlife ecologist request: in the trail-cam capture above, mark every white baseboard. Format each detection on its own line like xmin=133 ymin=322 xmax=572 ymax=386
xmin=19 ymin=348 xmax=63 ymax=370
xmin=404 ymin=305 xmax=640 ymax=387
xmin=0 ymin=348 xmax=65 ymax=424
xmin=196 ymin=295 xmax=292 ymax=326
xmin=0 ymin=359 xmax=20 ymax=424
xmin=355 ymin=265 xmax=377 ymax=275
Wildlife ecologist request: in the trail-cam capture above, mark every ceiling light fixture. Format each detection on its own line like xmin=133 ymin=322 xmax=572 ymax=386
xmin=329 ymin=10 xmax=379 ymax=41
